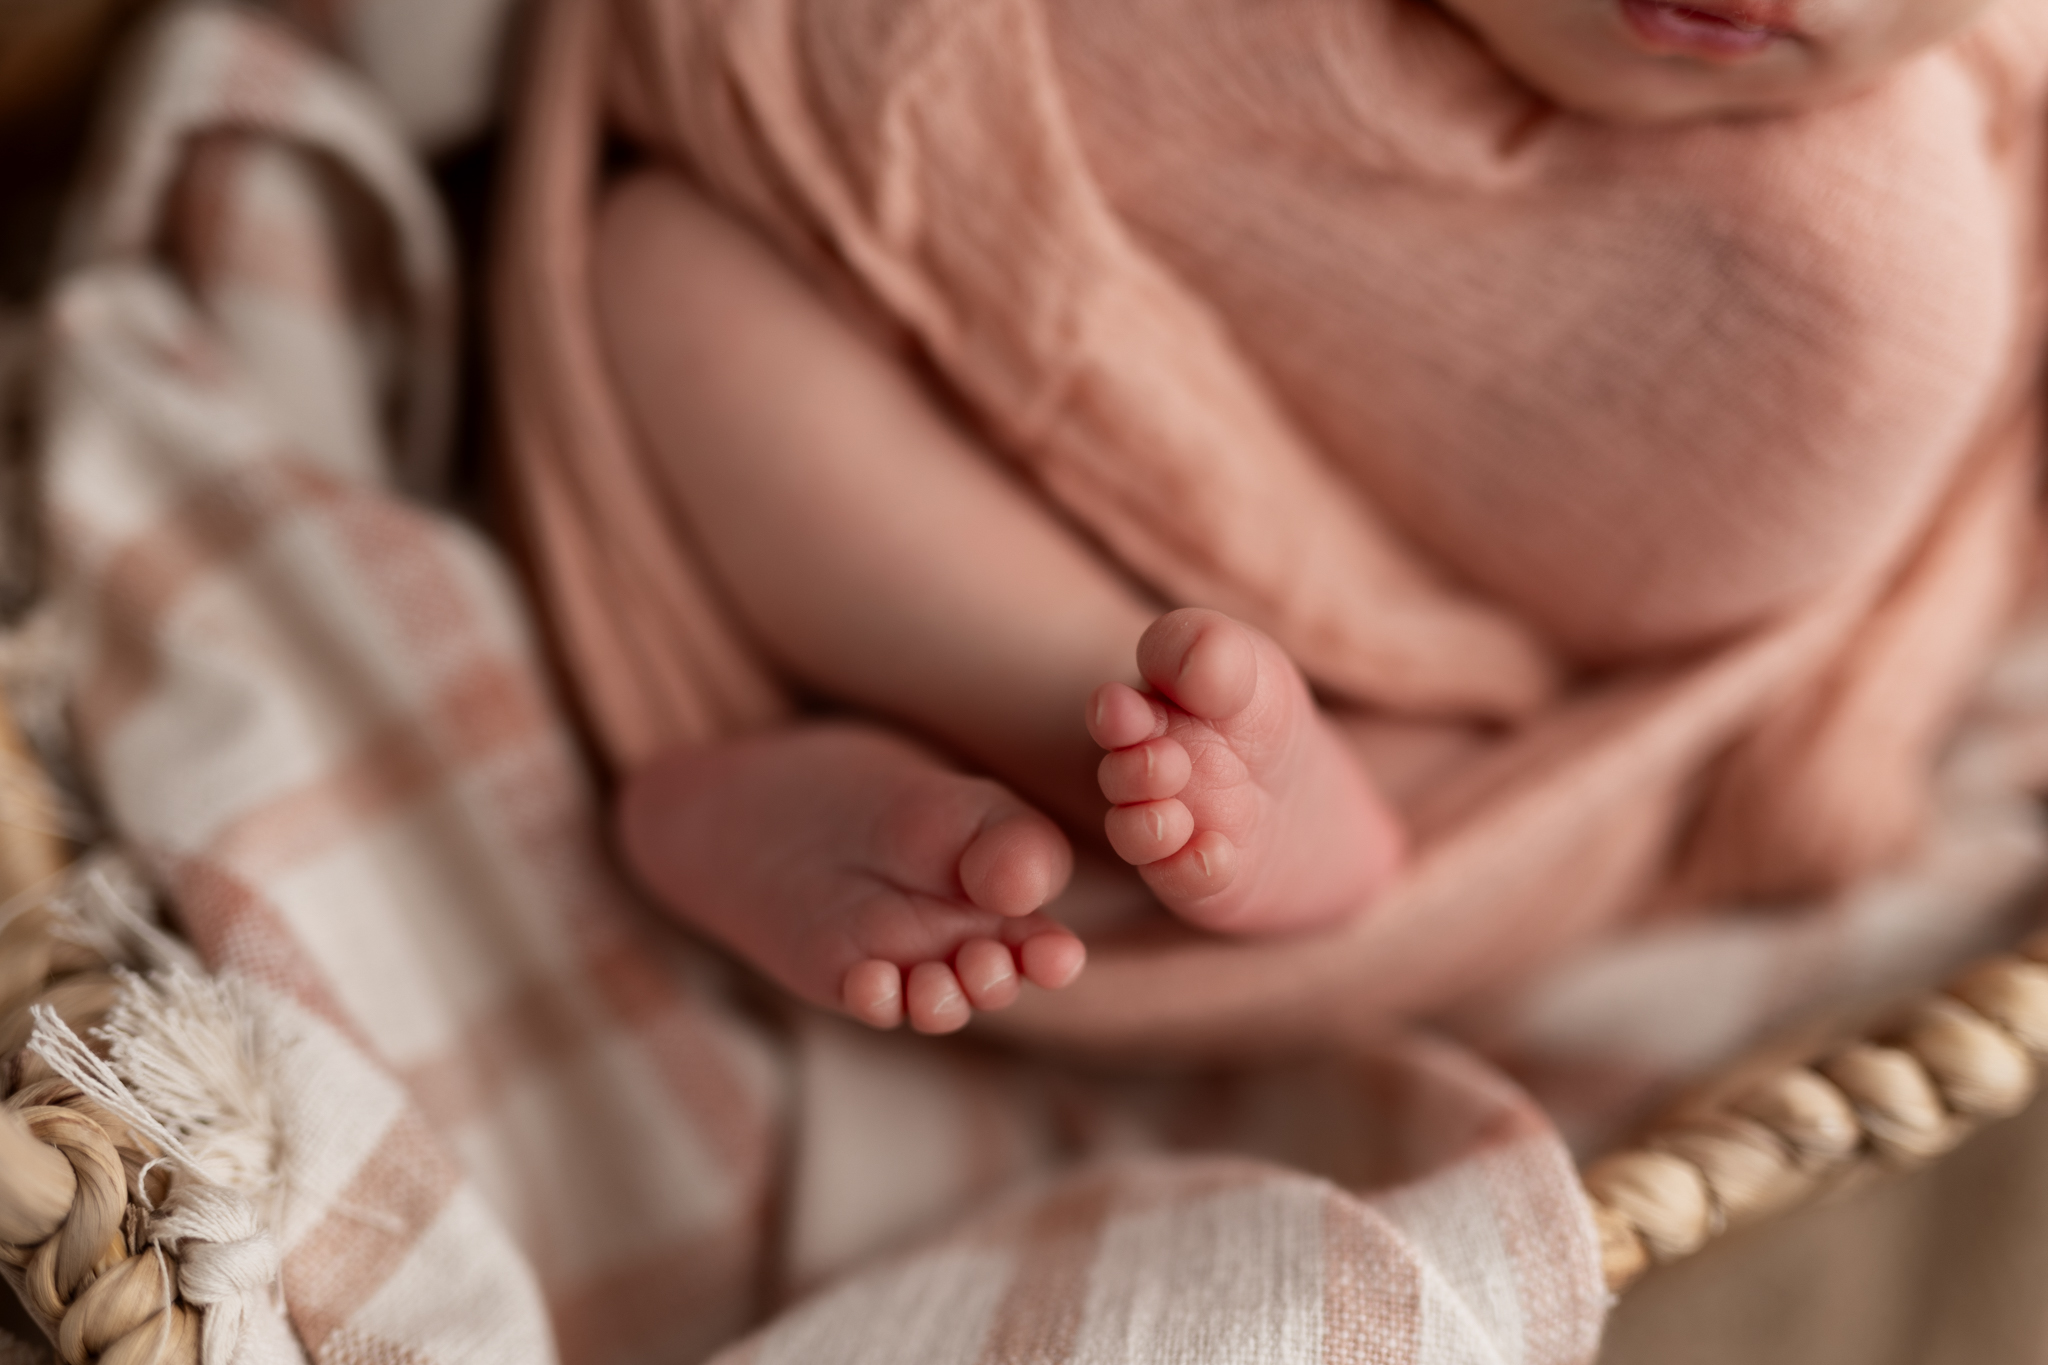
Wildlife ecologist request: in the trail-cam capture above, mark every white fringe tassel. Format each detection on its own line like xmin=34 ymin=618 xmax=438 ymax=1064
xmin=27 ymin=970 xmax=288 ymax=1365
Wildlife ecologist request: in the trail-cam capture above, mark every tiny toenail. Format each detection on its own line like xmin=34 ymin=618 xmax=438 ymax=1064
xmin=1147 ymin=810 xmax=1163 ymax=839
xmin=1144 ymin=745 xmax=1155 ymax=776
xmin=1195 ymin=847 xmax=1210 ymax=877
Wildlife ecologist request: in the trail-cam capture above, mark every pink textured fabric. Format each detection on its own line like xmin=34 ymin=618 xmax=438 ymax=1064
xmin=497 ymin=0 xmax=2048 ymax=1051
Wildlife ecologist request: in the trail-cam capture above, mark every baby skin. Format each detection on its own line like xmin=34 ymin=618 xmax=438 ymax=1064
xmin=619 ymin=725 xmax=1086 ymax=1033
xmin=615 ymin=616 xmax=1400 ymax=1033
xmin=598 ymin=177 xmax=1401 ymax=1033
xmin=1090 ymin=610 xmax=1403 ymax=936
xmin=602 ymin=0 xmax=1999 ymax=1033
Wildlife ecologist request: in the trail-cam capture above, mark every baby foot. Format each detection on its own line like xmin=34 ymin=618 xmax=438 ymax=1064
xmin=618 ymin=725 xmax=1084 ymax=1034
xmin=1088 ymin=609 xmax=1404 ymax=934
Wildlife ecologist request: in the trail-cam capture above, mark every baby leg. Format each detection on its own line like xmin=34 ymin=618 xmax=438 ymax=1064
xmin=619 ymin=724 xmax=1085 ymax=1034
xmin=594 ymin=170 xmax=1152 ymax=829
xmin=593 ymin=170 xmax=1403 ymax=945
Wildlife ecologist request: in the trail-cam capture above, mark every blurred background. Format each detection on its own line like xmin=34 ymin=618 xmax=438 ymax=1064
xmin=0 ymin=0 xmax=514 ymax=533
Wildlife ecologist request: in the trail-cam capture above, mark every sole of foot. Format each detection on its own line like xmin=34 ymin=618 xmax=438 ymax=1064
xmin=618 ymin=725 xmax=1085 ymax=1035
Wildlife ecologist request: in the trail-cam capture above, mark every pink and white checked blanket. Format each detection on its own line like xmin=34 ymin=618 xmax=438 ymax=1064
xmin=27 ymin=4 xmax=2048 ymax=1363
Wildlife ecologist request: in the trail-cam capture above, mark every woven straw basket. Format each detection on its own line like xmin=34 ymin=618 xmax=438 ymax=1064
xmin=0 ymin=703 xmax=210 ymax=1362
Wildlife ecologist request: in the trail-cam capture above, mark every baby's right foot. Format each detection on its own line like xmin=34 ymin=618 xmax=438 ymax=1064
xmin=618 ymin=725 xmax=1084 ymax=1034
xmin=1088 ymin=609 xmax=1405 ymax=934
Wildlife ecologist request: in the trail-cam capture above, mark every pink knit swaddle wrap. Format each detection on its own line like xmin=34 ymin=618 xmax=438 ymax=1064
xmin=496 ymin=0 xmax=2048 ymax=1050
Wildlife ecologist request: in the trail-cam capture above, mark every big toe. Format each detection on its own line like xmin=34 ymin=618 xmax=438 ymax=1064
xmin=960 ymin=808 xmax=1074 ymax=916
xmin=1138 ymin=609 xmax=1259 ymax=721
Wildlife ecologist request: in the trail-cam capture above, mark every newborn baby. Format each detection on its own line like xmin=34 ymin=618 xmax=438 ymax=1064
xmin=588 ymin=0 xmax=2031 ymax=1034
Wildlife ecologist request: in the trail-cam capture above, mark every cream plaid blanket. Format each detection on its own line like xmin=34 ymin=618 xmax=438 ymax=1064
xmin=22 ymin=5 xmax=2048 ymax=1364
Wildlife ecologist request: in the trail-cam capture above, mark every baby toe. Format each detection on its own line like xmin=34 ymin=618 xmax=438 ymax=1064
xmin=1138 ymin=609 xmax=1258 ymax=722
xmin=906 ymin=961 xmax=972 ymax=1034
xmin=1088 ymin=682 xmax=1167 ymax=750
xmin=956 ymin=938 xmax=1021 ymax=1011
xmin=1104 ymin=798 xmax=1195 ymax=866
xmin=1097 ymin=737 xmax=1193 ymax=805
xmin=959 ymin=808 xmax=1074 ymax=917
xmin=1137 ymin=830 xmax=1240 ymax=914
xmin=843 ymin=959 xmax=905 ymax=1030
xmin=1018 ymin=927 xmax=1086 ymax=991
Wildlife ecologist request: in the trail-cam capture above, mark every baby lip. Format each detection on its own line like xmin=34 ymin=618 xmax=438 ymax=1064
xmin=1619 ymin=0 xmax=1800 ymax=58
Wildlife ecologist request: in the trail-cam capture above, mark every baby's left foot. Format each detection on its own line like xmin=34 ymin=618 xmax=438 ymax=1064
xmin=1088 ymin=609 xmax=1405 ymax=934
xmin=618 ymin=725 xmax=1083 ymax=1035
